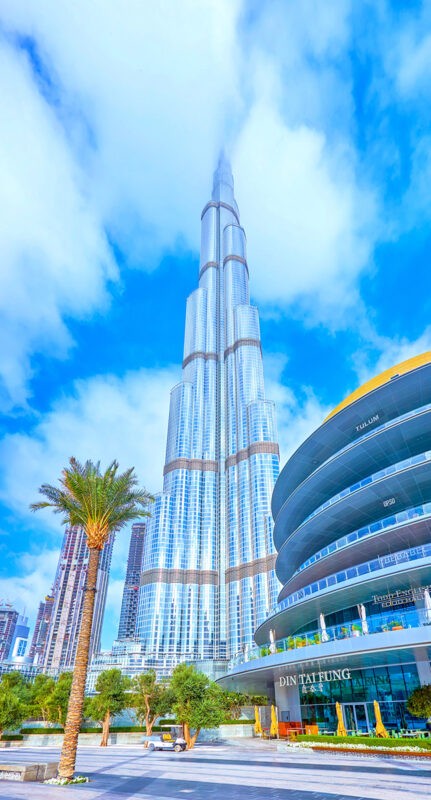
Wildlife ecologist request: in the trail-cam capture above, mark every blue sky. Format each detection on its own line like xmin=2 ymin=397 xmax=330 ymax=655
xmin=1 ymin=1 xmax=431 ymax=649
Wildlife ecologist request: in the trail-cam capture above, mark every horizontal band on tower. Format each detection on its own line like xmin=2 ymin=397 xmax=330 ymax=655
xmin=201 ymin=201 xmax=240 ymax=224
xmin=223 ymin=254 xmax=249 ymax=276
xmin=225 ymin=441 xmax=280 ymax=468
xmin=225 ymin=553 xmax=277 ymax=583
xmin=224 ymin=338 xmax=261 ymax=359
xmin=199 ymin=260 xmax=218 ymax=280
xmin=163 ymin=457 xmax=219 ymax=476
xmin=141 ymin=567 xmax=218 ymax=587
xmin=182 ymin=351 xmax=218 ymax=369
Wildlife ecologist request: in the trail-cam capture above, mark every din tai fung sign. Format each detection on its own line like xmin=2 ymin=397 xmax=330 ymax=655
xmin=279 ymin=668 xmax=351 ymax=689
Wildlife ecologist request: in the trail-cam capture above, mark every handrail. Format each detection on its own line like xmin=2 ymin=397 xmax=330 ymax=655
xmin=229 ymin=606 xmax=431 ymax=670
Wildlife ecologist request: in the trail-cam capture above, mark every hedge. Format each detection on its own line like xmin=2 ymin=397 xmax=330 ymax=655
xmin=1 ymin=734 xmax=24 ymax=741
xmin=296 ymin=735 xmax=431 ymax=750
xmin=221 ymin=719 xmax=255 ymax=725
xmin=21 ymin=726 xmax=146 ymax=735
xmin=21 ymin=727 xmax=64 ymax=734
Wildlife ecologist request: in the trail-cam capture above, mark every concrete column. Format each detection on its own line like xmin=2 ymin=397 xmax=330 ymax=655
xmin=274 ymin=679 xmax=301 ymax=722
xmin=415 ymin=647 xmax=431 ymax=685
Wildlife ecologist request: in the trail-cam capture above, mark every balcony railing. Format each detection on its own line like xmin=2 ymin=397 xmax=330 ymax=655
xmin=275 ymin=542 xmax=431 ymax=614
xmin=228 ymin=606 xmax=431 ymax=670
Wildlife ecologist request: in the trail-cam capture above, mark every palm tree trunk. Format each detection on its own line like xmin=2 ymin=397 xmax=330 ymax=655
xmin=58 ymin=547 xmax=100 ymax=779
xmin=100 ymin=710 xmax=110 ymax=747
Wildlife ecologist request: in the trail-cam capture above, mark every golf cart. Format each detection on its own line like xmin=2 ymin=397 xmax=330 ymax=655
xmin=142 ymin=726 xmax=186 ymax=752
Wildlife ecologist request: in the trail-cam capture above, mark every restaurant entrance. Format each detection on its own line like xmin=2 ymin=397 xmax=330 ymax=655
xmin=342 ymin=703 xmax=371 ymax=733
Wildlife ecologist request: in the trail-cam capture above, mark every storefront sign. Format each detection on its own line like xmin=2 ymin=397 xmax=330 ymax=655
xmin=355 ymin=413 xmax=380 ymax=433
xmin=279 ymin=668 xmax=351 ymax=688
xmin=373 ymin=587 xmax=430 ymax=608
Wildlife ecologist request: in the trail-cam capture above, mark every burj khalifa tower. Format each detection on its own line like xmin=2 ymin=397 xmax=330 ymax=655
xmin=135 ymin=154 xmax=280 ymax=670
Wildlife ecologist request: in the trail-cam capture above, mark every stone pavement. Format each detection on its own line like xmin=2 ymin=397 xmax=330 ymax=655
xmin=0 ymin=743 xmax=430 ymax=800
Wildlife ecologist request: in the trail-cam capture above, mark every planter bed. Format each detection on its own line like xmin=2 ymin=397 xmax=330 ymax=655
xmin=309 ymin=746 xmax=431 ymax=758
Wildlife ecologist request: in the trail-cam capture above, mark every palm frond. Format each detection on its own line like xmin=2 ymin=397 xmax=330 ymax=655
xmin=31 ymin=457 xmax=154 ymax=549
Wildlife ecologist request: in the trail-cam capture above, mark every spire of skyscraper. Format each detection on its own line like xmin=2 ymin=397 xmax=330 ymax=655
xmin=135 ymin=158 xmax=280 ymax=673
xmin=212 ymin=149 xmax=235 ymax=202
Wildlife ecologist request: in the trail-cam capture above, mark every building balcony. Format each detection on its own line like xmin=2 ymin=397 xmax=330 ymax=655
xmin=228 ymin=606 xmax=431 ymax=672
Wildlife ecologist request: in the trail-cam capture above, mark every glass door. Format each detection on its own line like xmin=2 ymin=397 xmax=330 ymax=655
xmin=354 ymin=703 xmax=370 ymax=733
xmin=343 ymin=704 xmax=356 ymax=732
xmin=342 ymin=703 xmax=370 ymax=733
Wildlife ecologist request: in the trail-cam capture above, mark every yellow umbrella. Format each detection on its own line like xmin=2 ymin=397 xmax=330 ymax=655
xmin=374 ymin=700 xmax=389 ymax=737
xmin=270 ymin=704 xmax=278 ymax=738
xmin=335 ymin=701 xmax=347 ymax=736
xmin=254 ymin=705 xmax=262 ymax=736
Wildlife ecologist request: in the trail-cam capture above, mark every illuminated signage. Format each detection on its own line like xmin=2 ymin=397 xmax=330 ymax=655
xmin=279 ymin=668 xmax=351 ymax=688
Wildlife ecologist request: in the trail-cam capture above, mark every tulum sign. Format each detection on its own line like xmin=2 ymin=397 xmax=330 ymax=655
xmin=279 ymin=668 xmax=351 ymax=687
xmin=354 ymin=413 xmax=380 ymax=433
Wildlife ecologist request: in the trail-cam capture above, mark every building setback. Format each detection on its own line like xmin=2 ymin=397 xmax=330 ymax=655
xmin=117 ymin=523 xmax=146 ymax=641
xmin=41 ymin=526 xmax=114 ymax=672
xmin=136 ymin=154 xmax=280 ymax=669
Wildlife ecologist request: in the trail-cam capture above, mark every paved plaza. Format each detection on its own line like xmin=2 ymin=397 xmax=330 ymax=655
xmin=0 ymin=742 xmax=430 ymax=800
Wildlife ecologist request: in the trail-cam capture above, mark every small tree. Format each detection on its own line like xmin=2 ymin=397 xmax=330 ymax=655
xmin=29 ymin=674 xmax=56 ymax=724
xmin=171 ymin=664 xmax=226 ymax=749
xmin=407 ymin=685 xmax=431 ymax=721
xmin=223 ymin=691 xmax=268 ymax=720
xmin=0 ymin=675 xmax=28 ymax=738
xmin=47 ymin=673 xmax=73 ymax=727
xmin=131 ymin=670 xmax=174 ymax=736
xmin=85 ymin=670 xmax=131 ymax=746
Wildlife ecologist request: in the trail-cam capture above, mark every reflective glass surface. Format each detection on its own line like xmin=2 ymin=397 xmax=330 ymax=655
xmin=136 ymin=155 xmax=280 ymax=661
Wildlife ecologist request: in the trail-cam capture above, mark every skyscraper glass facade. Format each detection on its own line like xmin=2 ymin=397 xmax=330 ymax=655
xmin=136 ymin=155 xmax=280 ymax=664
xmin=117 ymin=523 xmax=146 ymax=641
xmin=41 ymin=526 xmax=114 ymax=671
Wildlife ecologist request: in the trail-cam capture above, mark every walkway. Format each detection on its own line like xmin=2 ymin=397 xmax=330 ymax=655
xmin=0 ymin=743 xmax=430 ymax=799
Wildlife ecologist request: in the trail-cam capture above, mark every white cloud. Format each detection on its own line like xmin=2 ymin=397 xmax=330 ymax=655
xmin=1 ymin=0 xmax=242 ymax=257
xmin=0 ymin=39 xmax=116 ymax=410
xmin=353 ymin=328 xmax=431 ymax=387
xmin=233 ymin=99 xmax=377 ymax=322
xmin=0 ymin=548 xmax=60 ymax=628
xmin=264 ymin=353 xmax=330 ymax=465
xmin=0 ymin=366 xmax=178 ymax=521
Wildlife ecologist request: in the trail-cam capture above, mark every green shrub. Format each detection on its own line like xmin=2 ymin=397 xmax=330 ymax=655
xmin=21 ymin=727 xmax=65 ymax=734
xmin=157 ymin=718 xmax=178 ymax=726
xmin=1 ymin=734 xmax=24 ymax=741
xmin=221 ymin=719 xmax=255 ymax=725
xmin=21 ymin=725 xmax=147 ymax=735
xmin=296 ymin=734 xmax=431 ymax=750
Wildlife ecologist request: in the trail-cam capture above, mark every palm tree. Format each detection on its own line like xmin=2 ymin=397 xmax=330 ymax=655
xmin=31 ymin=457 xmax=153 ymax=780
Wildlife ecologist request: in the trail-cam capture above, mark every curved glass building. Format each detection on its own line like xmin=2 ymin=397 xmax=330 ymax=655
xmin=135 ymin=155 xmax=280 ymax=671
xmin=220 ymin=353 xmax=431 ymax=732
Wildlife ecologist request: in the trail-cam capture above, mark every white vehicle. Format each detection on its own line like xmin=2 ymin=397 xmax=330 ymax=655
xmin=142 ymin=733 xmax=187 ymax=752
